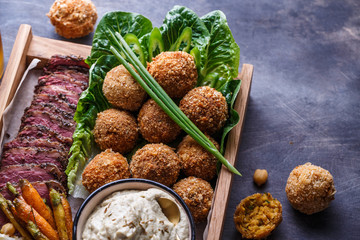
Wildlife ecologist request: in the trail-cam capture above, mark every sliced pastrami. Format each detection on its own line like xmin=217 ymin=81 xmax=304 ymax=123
xmin=17 ymin=125 xmax=73 ymax=148
xmin=45 ymin=55 xmax=89 ymax=72
xmin=4 ymin=137 xmax=68 ymax=154
xmin=35 ymin=85 xmax=80 ymax=105
xmin=32 ymin=93 xmax=77 ymax=113
xmin=0 ymin=163 xmax=66 ymax=189
xmin=1 ymin=147 xmax=67 ymax=171
xmin=39 ymin=72 xmax=88 ymax=91
xmin=20 ymin=110 xmax=75 ymax=138
xmin=24 ymin=102 xmax=74 ymax=121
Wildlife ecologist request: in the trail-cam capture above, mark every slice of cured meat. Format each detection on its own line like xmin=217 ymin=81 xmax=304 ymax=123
xmin=0 ymin=163 xmax=66 ymax=188
xmin=20 ymin=110 xmax=75 ymax=138
xmin=17 ymin=125 xmax=73 ymax=148
xmin=4 ymin=137 xmax=67 ymax=153
xmin=1 ymin=147 xmax=67 ymax=171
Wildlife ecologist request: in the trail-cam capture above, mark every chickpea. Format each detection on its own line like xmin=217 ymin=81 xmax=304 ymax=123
xmin=0 ymin=223 xmax=16 ymax=236
xmin=253 ymin=169 xmax=268 ymax=186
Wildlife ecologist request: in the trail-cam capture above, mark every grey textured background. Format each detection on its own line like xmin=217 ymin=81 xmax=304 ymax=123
xmin=1 ymin=0 xmax=359 ymax=239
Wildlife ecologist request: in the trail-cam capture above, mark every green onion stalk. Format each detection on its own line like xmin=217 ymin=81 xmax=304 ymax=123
xmin=107 ymin=29 xmax=241 ymax=176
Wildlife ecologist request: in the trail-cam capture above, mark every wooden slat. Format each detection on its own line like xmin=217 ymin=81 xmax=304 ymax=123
xmin=206 ymin=64 xmax=254 ymax=240
xmin=0 ymin=24 xmax=32 ymax=131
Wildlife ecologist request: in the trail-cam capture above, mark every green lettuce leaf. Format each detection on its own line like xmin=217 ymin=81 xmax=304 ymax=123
xmin=218 ymin=79 xmax=242 ymax=154
xmin=86 ymin=11 xmax=153 ymax=66
xmin=199 ymin=10 xmax=240 ymax=84
xmin=160 ymin=5 xmax=210 ymax=60
xmin=66 ymin=56 xmax=119 ymax=194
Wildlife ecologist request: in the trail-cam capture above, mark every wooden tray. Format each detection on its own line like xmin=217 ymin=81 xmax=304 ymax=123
xmin=0 ymin=24 xmax=253 ymax=240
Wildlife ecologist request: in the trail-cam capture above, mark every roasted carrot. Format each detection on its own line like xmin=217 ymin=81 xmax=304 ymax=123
xmin=13 ymin=197 xmax=59 ymax=240
xmin=27 ymin=220 xmax=50 ymax=240
xmin=0 ymin=194 xmax=32 ymax=240
xmin=50 ymin=189 xmax=68 ymax=240
xmin=20 ymin=179 xmax=56 ymax=229
xmin=60 ymin=194 xmax=73 ymax=240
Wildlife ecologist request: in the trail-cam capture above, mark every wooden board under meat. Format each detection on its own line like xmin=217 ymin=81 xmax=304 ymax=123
xmin=0 ymin=24 xmax=253 ymax=240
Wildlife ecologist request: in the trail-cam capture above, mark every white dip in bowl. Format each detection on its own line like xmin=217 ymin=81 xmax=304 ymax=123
xmin=82 ymin=188 xmax=189 ymax=240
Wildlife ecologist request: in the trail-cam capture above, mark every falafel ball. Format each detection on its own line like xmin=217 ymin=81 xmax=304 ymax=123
xmin=173 ymin=176 xmax=213 ymax=223
xmin=130 ymin=144 xmax=180 ymax=187
xmin=138 ymin=99 xmax=182 ymax=143
xmin=93 ymin=109 xmax=138 ymax=154
xmin=103 ymin=64 xmax=147 ymax=111
xmin=179 ymin=86 xmax=228 ymax=135
xmin=177 ymin=135 xmax=219 ymax=181
xmin=82 ymin=149 xmax=131 ymax=193
xmin=285 ymin=162 xmax=336 ymax=215
xmin=47 ymin=0 xmax=97 ymax=39
xmin=234 ymin=193 xmax=282 ymax=239
xmin=147 ymin=51 xmax=198 ymax=99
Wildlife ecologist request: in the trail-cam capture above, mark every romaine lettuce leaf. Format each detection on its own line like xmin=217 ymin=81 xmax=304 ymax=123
xmin=160 ymin=5 xmax=210 ymax=60
xmin=199 ymin=10 xmax=240 ymax=84
xmin=86 ymin=11 xmax=153 ymax=66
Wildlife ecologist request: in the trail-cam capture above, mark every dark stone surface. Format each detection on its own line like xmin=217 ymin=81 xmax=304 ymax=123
xmin=1 ymin=0 xmax=359 ymax=239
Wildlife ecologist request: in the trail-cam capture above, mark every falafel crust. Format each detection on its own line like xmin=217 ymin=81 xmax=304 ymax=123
xmin=285 ymin=162 xmax=336 ymax=215
xmin=103 ymin=64 xmax=147 ymax=111
xmin=234 ymin=193 xmax=282 ymax=240
xmin=47 ymin=0 xmax=97 ymax=39
xmin=173 ymin=176 xmax=213 ymax=223
xmin=82 ymin=149 xmax=131 ymax=193
xmin=138 ymin=99 xmax=182 ymax=143
xmin=177 ymin=135 xmax=219 ymax=181
xmin=147 ymin=51 xmax=198 ymax=99
xmin=179 ymin=86 xmax=228 ymax=135
xmin=93 ymin=109 xmax=138 ymax=154
xmin=130 ymin=144 xmax=180 ymax=187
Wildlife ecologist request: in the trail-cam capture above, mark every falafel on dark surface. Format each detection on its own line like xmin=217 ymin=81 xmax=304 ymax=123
xmin=82 ymin=149 xmax=131 ymax=193
xmin=147 ymin=51 xmax=198 ymax=99
xmin=93 ymin=109 xmax=138 ymax=154
xmin=102 ymin=64 xmax=147 ymax=111
xmin=285 ymin=162 xmax=336 ymax=215
xmin=130 ymin=143 xmax=181 ymax=187
xmin=173 ymin=176 xmax=214 ymax=223
xmin=179 ymin=86 xmax=228 ymax=135
xmin=47 ymin=0 xmax=98 ymax=39
xmin=177 ymin=135 xmax=219 ymax=181
xmin=234 ymin=193 xmax=282 ymax=239
xmin=138 ymin=99 xmax=182 ymax=143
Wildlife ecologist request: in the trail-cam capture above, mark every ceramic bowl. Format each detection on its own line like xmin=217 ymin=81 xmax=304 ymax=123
xmin=73 ymin=178 xmax=195 ymax=239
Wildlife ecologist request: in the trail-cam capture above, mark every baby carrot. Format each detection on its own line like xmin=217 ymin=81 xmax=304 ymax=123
xmin=60 ymin=194 xmax=73 ymax=240
xmin=20 ymin=179 xmax=56 ymax=229
xmin=13 ymin=197 xmax=59 ymax=240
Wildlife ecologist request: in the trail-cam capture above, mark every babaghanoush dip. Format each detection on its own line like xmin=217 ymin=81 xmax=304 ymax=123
xmin=82 ymin=188 xmax=190 ymax=240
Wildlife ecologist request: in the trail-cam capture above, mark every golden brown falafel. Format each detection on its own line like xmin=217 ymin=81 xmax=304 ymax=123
xmin=138 ymin=99 xmax=182 ymax=143
xmin=179 ymin=86 xmax=228 ymax=135
xmin=82 ymin=149 xmax=131 ymax=193
xmin=93 ymin=109 xmax=138 ymax=154
xmin=173 ymin=176 xmax=213 ymax=223
xmin=234 ymin=193 xmax=282 ymax=239
xmin=130 ymin=144 xmax=180 ymax=187
xmin=285 ymin=162 xmax=336 ymax=215
xmin=103 ymin=64 xmax=147 ymax=111
xmin=177 ymin=135 xmax=219 ymax=181
xmin=147 ymin=51 xmax=198 ymax=99
xmin=47 ymin=0 xmax=97 ymax=39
